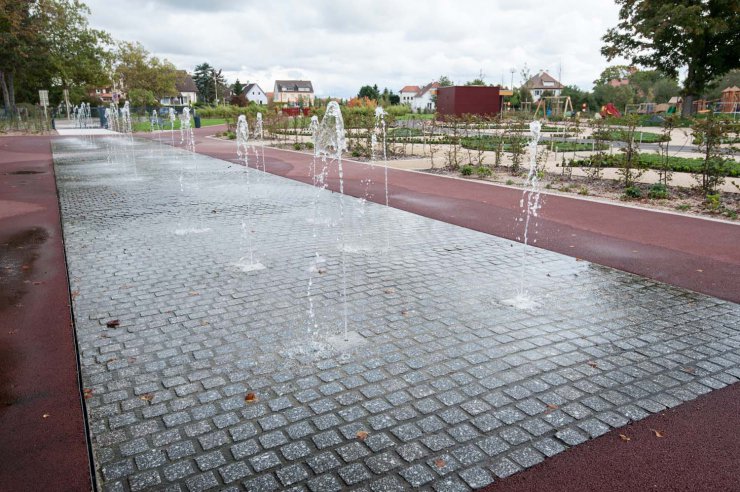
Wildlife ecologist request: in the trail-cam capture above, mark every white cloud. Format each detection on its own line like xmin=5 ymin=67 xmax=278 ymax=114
xmin=85 ymin=0 xmax=627 ymax=97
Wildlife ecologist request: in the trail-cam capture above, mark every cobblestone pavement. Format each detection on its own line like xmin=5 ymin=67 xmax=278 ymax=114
xmin=53 ymin=136 xmax=740 ymax=492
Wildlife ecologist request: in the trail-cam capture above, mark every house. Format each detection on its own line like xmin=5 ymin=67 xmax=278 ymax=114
xmin=87 ymin=86 xmax=116 ymax=103
xmin=524 ymin=71 xmax=564 ymax=102
xmin=273 ymin=80 xmax=314 ymax=106
xmin=399 ymin=82 xmax=441 ymax=111
xmin=399 ymin=85 xmax=420 ymax=105
xmin=243 ymin=83 xmax=268 ymax=105
xmin=161 ymin=71 xmax=198 ymax=106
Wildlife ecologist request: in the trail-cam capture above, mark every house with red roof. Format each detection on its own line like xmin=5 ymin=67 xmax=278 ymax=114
xmin=399 ymin=82 xmax=442 ymax=112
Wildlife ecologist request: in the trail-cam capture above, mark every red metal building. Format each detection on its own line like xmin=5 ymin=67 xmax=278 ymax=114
xmin=436 ymin=86 xmax=503 ymax=118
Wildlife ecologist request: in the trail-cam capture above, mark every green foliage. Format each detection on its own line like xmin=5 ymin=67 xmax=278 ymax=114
xmin=460 ymin=165 xmax=474 ymax=176
xmin=0 ymin=0 xmax=112 ymax=110
xmin=623 ymin=186 xmax=642 ymax=198
xmin=601 ymin=0 xmax=740 ymax=115
xmin=465 ymin=78 xmax=486 ymax=86
xmin=115 ymin=42 xmax=178 ymax=99
xmin=647 ymin=183 xmax=669 ymax=199
xmin=193 ymin=63 xmax=227 ymax=104
xmin=593 ymin=84 xmax=635 ymax=111
xmin=704 ymin=193 xmax=721 ymax=211
xmin=570 ymin=153 xmax=740 ymax=177
xmin=127 ymin=88 xmax=157 ymax=109
xmin=358 ymin=84 xmax=380 ymax=101
xmin=593 ymin=129 xmax=669 ymax=143
xmin=438 ymin=75 xmax=453 ymax=87
xmin=476 ymin=165 xmax=492 ymax=177
xmin=232 ymin=79 xmax=244 ymax=96
xmin=594 ymin=65 xmax=633 ymax=86
xmin=692 ymin=114 xmax=733 ymax=193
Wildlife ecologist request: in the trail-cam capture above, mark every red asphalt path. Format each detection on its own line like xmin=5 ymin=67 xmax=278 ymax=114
xmin=185 ymin=126 xmax=740 ymax=304
xmin=0 ymin=136 xmax=92 ymax=491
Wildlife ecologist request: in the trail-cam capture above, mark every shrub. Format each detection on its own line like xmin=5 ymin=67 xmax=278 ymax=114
xmin=476 ymin=165 xmax=492 ymax=178
xmin=647 ymin=183 xmax=669 ymax=199
xmin=506 ymin=179 xmax=515 ymax=185
xmin=704 ymin=193 xmax=721 ymax=210
xmin=623 ymin=186 xmax=642 ymax=198
xmin=460 ymin=165 xmax=474 ymax=176
xmin=293 ymin=142 xmax=303 ymax=150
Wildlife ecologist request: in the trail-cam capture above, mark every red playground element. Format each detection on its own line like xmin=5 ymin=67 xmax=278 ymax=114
xmin=600 ymin=102 xmax=622 ymax=118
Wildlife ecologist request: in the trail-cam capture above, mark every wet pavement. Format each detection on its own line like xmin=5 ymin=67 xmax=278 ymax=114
xmin=51 ymin=135 xmax=740 ymax=491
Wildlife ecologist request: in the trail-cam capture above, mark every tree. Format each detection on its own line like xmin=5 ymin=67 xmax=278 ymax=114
xmin=465 ymin=78 xmax=486 ymax=86
xmin=561 ymin=85 xmax=596 ymax=111
xmin=114 ymin=42 xmax=177 ymax=100
xmin=358 ymin=84 xmax=380 ymax=100
xmin=593 ymin=83 xmax=635 ymax=110
xmin=593 ymin=65 xmax=632 ymax=86
xmin=602 ymin=0 xmax=740 ymax=116
xmin=193 ymin=63 xmax=227 ymax=104
xmin=232 ymin=78 xmax=244 ymax=96
xmin=128 ymin=88 xmax=156 ymax=109
xmin=0 ymin=0 xmax=111 ymax=112
xmin=703 ymin=69 xmax=740 ymax=100
xmin=438 ymin=75 xmax=453 ymax=87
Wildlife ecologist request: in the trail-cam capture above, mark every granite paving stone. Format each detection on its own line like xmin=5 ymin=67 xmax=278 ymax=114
xmin=52 ymin=137 xmax=740 ymax=491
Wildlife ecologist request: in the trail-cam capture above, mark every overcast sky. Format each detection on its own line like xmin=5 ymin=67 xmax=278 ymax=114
xmin=85 ymin=0 xmax=627 ymax=97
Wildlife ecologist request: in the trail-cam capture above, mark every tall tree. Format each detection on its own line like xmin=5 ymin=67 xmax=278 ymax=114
xmin=193 ymin=63 xmax=226 ymax=104
xmin=114 ymin=41 xmax=177 ymax=100
xmin=593 ymin=65 xmax=633 ymax=86
xmin=232 ymin=78 xmax=244 ymax=96
xmin=0 ymin=0 xmax=111 ymax=111
xmin=357 ymin=84 xmax=380 ymax=100
xmin=602 ymin=0 xmax=740 ymax=116
xmin=465 ymin=78 xmax=486 ymax=86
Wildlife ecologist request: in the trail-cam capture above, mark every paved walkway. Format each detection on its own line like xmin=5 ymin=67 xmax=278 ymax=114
xmin=0 ymin=135 xmax=92 ymax=491
xmin=52 ymin=134 xmax=739 ymax=491
xmin=186 ymin=129 xmax=740 ymax=304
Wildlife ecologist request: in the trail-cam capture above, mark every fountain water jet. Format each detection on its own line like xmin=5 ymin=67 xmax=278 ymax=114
xmin=233 ymin=114 xmax=265 ymax=272
xmin=503 ymin=120 xmax=543 ymax=310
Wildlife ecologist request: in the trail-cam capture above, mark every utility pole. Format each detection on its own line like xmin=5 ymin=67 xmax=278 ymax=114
xmin=213 ymin=70 xmax=218 ymax=105
xmin=510 ymin=68 xmax=516 ymax=90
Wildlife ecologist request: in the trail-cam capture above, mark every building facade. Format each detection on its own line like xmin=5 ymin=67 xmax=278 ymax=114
xmin=273 ymin=80 xmax=315 ymax=106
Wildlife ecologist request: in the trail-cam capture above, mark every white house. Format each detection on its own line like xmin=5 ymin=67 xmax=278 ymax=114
xmin=412 ymin=82 xmax=440 ymax=112
xmin=273 ymin=80 xmax=315 ymax=106
xmin=399 ymin=82 xmax=441 ymax=112
xmin=523 ymin=71 xmax=564 ymax=102
xmin=399 ymin=85 xmax=420 ymax=105
xmin=243 ymin=83 xmax=267 ymax=105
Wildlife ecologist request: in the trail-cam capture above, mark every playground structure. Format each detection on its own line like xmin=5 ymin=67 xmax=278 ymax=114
xmin=599 ymin=102 xmax=622 ymax=118
xmin=533 ymin=96 xmax=573 ymax=118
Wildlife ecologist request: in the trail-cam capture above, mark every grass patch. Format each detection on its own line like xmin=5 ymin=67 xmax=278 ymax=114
xmin=570 ymin=153 xmax=740 ymax=177
xmin=593 ymin=130 xmax=669 ymax=143
xmin=133 ymin=118 xmax=227 ymax=132
xmin=395 ymin=114 xmax=435 ymax=121
xmin=389 ymin=127 xmax=422 ymax=137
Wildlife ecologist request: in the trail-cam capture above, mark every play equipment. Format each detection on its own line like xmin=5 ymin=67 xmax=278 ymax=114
xmin=533 ymin=96 xmax=573 ymax=118
xmin=600 ymin=102 xmax=622 ymax=118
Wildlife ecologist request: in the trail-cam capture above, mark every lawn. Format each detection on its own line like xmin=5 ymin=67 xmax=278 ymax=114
xmin=593 ymin=130 xmax=670 ymax=143
xmin=132 ymin=118 xmax=227 ymax=132
xmin=395 ymin=114 xmax=436 ymax=121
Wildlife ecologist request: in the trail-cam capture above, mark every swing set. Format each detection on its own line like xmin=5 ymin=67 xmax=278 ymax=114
xmin=533 ymin=96 xmax=573 ymax=118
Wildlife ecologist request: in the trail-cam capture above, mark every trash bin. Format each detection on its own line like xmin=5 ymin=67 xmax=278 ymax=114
xmin=194 ymin=115 xmax=201 ymax=128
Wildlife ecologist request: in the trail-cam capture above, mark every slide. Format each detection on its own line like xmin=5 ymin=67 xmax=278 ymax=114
xmin=600 ymin=103 xmax=622 ymax=118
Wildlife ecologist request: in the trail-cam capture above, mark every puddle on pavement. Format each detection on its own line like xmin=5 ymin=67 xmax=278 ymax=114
xmin=0 ymin=227 xmax=49 ymax=311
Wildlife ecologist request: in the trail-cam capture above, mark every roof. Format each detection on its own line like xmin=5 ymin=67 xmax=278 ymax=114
xmin=275 ymin=80 xmax=314 ymax=93
xmin=524 ymin=71 xmax=564 ymax=90
xmin=400 ymin=85 xmax=420 ymax=93
xmin=243 ymin=83 xmax=264 ymax=95
xmin=418 ymin=82 xmax=441 ymax=97
xmin=722 ymin=86 xmax=740 ymax=93
xmin=175 ymin=71 xmax=197 ymax=93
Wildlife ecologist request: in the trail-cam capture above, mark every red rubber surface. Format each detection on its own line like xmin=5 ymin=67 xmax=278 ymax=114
xmin=0 ymin=136 xmax=92 ymax=491
xmin=481 ymin=382 xmax=740 ymax=492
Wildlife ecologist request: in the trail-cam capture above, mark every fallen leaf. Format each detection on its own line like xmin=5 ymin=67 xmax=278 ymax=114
xmin=140 ymin=393 xmax=154 ymax=402
xmin=42 ymin=413 xmax=50 ymax=418
xmin=383 ymin=288 xmax=395 ymax=294
xmin=356 ymin=431 xmax=369 ymax=441
xmin=587 ymin=361 xmax=598 ymax=368
xmin=619 ymin=434 xmax=631 ymax=442
xmin=127 ymin=357 xmax=137 ymax=363
xmin=317 ymin=268 xmax=327 ymax=275
xmin=401 ymin=310 xmax=410 ymax=317
xmin=188 ymin=291 xmax=199 ymax=296
xmin=70 ymin=290 xmax=80 ymax=299
xmin=200 ymin=320 xmax=210 ymax=326
xmin=575 ymin=258 xmax=583 ymax=262
xmin=106 ymin=319 xmax=120 ymax=328
xmin=83 ymin=388 xmax=94 ymax=399
xmin=245 ymin=392 xmax=258 ymax=403
xmin=546 ymin=403 xmax=559 ymax=410
xmin=696 ymin=269 xmax=703 ymax=273
xmin=651 ymin=429 xmax=665 ymax=438
xmin=434 ymin=458 xmax=446 ymax=468
xmin=682 ymin=366 xmax=695 ymax=374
